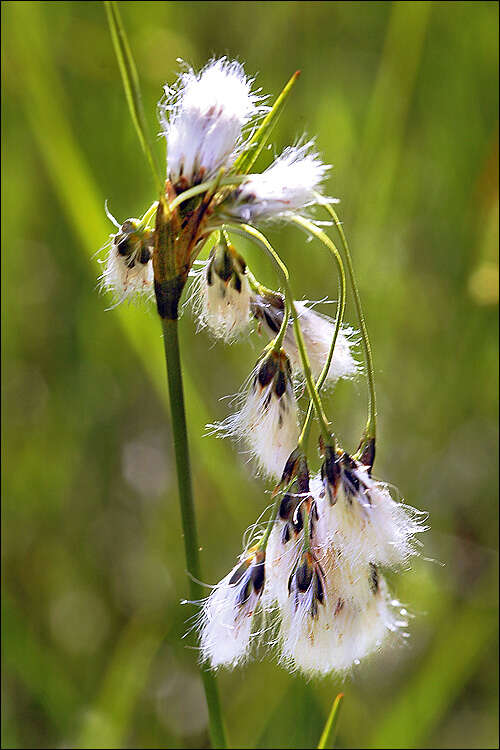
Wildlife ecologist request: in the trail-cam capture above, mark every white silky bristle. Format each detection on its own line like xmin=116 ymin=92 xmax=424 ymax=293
xmin=208 ymin=354 xmax=299 ymax=479
xmin=262 ymin=519 xmax=303 ymax=608
xmin=190 ymin=260 xmax=252 ymax=342
xmin=313 ymin=462 xmax=427 ymax=569
xmin=286 ymin=301 xmax=359 ymax=384
xmin=278 ymin=565 xmax=402 ymax=677
xmin=161 ymin=58 xmax=262 ymax=187
xmin=100 ymin=239 xmax=153 ymax=303
xmin=224 ymin=141 xmax=330 ymax=223
xmin=198 ymin=553 xmax=264 ymax=669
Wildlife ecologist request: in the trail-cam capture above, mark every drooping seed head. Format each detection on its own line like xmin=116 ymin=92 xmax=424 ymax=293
xmin=198 ymin=547 xmax=265 ymax=670
xmin=101 ymin=218 xmax=154 ymax=302
xmin=192 ymin=239 xmax=252 ymax=341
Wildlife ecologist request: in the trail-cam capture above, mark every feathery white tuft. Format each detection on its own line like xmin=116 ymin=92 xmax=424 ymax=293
xmin=262 ymin=515 xmax=304 ymax=609
xmin=263 ymin=481 xmax=413 ymax=676
xmin=223 ymin=141 xmax=330 ymax=223
xmin=198 ymin=551 xmax=265 ymax=669
xmin=190 ymin=257 xmax=252 ymax=342
xmin=315 ymin=457 xmax=427 ymax=569
xmin=209 ymin=350 xmax=299 ymax=479
xmin=100 ymin=220 xmax=154 ymax=304
xmin=252 ymin=295 xmax=358 ymax=384
xmin=287 ymin=301 xmax=358 ymax=383
xmin=278 ymin=554 xmax=405 ymax=677
xmin=160 ymin=58 xmax=262 ymax=188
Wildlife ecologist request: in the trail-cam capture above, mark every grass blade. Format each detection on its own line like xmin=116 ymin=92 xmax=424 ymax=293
xmin=318 ymin=693 xmax=344 ymax=749
xmin=103 ymin=1 xmax=162 ymax=189
xmin=234 ymin=69 xmax=301 ymax=175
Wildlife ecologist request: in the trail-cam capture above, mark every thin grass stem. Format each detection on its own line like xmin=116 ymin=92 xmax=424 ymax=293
xmin=317 ymin=199 xmax=377 ymax=444
xmin=103 ymin=1 xmax=162 ymax=190
xmin=161 ymin=318 xmax=227 ymax=749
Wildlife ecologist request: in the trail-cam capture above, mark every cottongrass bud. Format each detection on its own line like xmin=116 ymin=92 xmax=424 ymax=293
xmin=101 ymin=219 xmax=154 ymax=303
xmin=223 ymin=141 xmax=330 ymax=223
xmin=198 ymin=548 xmax=265 ymax=669
xmin=317 ymin=448 xmax=427 ymax=569
xmin=209 ymin=348 xmax=299 ymax=478
xmin=252 ymin=292 xmax=358 ymax=385
xmin=160 ymin=58 xmax=262 ymax=191
xmin=191 ymin=240 xmax=251 ymax=341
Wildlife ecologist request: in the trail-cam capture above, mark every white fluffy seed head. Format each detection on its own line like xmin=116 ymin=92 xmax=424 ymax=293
xmin=263 ymin=479 xmax=414 ymax=676
xmin=190 ymin=245 xmax=252 ymax=342
xmin=208 ymin=349 xmax=299 ymax=479
xmin=223 ymin=141 xmax=330 ymax=223
xmin=263 ymin=515 xmax=303 ymax=609
xmin=287 ymin=301 xmax=359 ymax=383
xmin=99 ymin=219 xmax=154 ymax=304
xmin=160 ymin=58 xmax=262 ymax=188
xmin=198 ymin=549 xmax=265 ymax=669
xmin=278 ymin=555 xmax=404 ymax=677
xmin=252 ymin=294 xmax=359 ymax=385
xmin=316 ymin=453 xmax=428 ymax=569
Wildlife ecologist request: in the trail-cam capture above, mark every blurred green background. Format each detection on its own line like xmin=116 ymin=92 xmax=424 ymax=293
xmin=2 ymin=1 xmax=498 ymax=748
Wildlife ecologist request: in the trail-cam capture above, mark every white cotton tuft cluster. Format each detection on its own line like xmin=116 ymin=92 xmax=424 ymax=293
xmin=100 ymin=219 xmax=154 ymax=304
xmin=160 ymin=58 xmax=262 ymax=188
xmin=317 ymin=451 xmax=428 ymax=570
xmin=190 ymin=247 xmax=252 ymax=342
xmin=198 ymin=550 xmax=265 ymax=669
xmin=199 ymin=453 xmax=422 ymax=676
xmin=223 ymin=141 xmax=330 ymax=223
xmin=252 ymin=294 xmax=359 ymax=386
xmin=286 ymin=301 xmax=359 ymax=384
xmin=208 ymin=349 xmax=299 ymax=479
xmin=277 ymin=559 xmax=403 ymax=676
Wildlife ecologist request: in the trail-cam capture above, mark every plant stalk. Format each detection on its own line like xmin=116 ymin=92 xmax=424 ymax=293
xmin=161 ymin=317 xmax=227 ymax=749
xmin=317 ymin=198 xmax=377 ymax=444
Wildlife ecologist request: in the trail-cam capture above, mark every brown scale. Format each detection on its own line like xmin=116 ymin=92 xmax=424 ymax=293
xmin=334 ymin=597 xmax=345 ymax=616
xmin=279 ymin=457 xmax=311 ymax=544
xmin=288 ymin=552 xmax=325 ymax=618
xmin=368 ymin=563 xmax=379 ymax=595
xmin=228 ymin=551 xmax=266 ymax=608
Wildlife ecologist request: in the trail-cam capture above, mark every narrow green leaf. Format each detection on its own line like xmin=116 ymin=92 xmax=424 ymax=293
xmin=103 ymin=1 xmax=162 ymax=189
xmin=317 ymin=693 xmax=344 ymax=749
xmin=234 ymin=70 xmax=301 ymax=175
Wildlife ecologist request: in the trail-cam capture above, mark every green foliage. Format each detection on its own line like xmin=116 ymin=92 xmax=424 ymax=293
xmin=2 ymin=1 xmax=498 ymax=748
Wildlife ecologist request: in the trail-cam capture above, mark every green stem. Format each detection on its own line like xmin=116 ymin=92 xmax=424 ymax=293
xmin=229 ymin=223 xmax=333 ymax=445
xmin=294 ymin=220 xmax=347 ymax=451
xmin=272 ymin=297 xmax=291 ymax=351
xmin=161 ymin=318 xmax=227 ymax=749
xmin=233 ymin=69 xmax=301 ymax=175
xmin=317 ymin=198 xmax=377 ymax=443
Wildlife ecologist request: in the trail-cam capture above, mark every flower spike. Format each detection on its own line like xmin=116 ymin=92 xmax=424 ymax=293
xmin=198 ymin=547 xmax=265 ymax=669
xmin=209 ymin=348 xmax=299 ymax=479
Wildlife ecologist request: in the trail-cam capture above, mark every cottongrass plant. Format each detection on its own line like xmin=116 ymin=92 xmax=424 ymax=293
xmin=102 ymin=3 xmax=427 ymax=745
